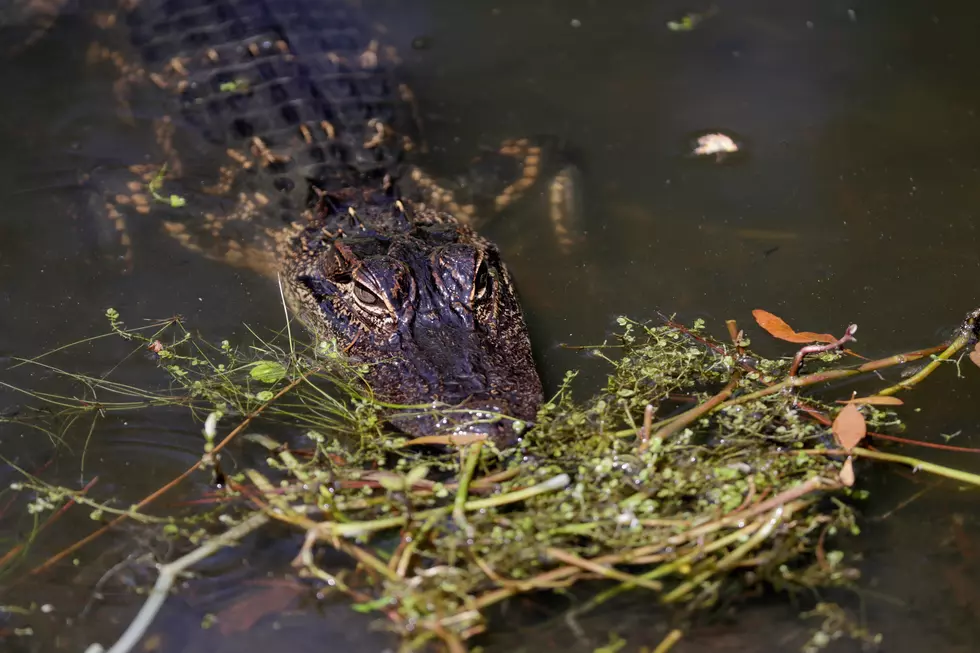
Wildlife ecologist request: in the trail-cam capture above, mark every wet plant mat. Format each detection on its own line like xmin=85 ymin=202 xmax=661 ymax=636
xmin=4 ymin=308 xmax=980 ymax=653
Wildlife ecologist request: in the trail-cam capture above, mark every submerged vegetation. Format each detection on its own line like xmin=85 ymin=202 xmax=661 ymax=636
xmin=3 ymin=307 xmax=980 ymax=652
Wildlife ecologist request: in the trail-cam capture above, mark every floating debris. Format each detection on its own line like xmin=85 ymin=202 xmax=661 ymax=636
xmin=667 ymin=6 xmax=719 ymax=32
xmin=691 ymin=131 xmax=741 ymax=161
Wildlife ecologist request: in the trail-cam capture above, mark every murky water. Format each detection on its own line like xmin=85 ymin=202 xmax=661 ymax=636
xmin=2 ymin=0 xmax=980 ymax=651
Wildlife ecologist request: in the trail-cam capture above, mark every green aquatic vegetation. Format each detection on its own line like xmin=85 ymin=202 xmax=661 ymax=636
xmin=5 ymin=308 xmax=980 ymax=652
xmin=218 ymin=79 xmax=249 ymax=93
xmin=147 ymin=165 xmax=186 ymax=208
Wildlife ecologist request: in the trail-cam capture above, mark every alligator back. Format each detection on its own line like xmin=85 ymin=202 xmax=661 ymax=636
xmin=109 ymin=0 xmax=416 ymax=217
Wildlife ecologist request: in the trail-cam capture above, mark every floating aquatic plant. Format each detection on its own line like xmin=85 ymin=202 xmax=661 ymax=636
xmin=3 ymin=307 xmax=980 ymax=653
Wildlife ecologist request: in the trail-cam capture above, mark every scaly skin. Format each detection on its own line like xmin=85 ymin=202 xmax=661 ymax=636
xmin=84 ymin=0 xmax=545 ymax=438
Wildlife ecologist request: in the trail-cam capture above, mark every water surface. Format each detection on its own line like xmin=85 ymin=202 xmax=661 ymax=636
xmin=2 ymin=0 xmax=980 ymax=651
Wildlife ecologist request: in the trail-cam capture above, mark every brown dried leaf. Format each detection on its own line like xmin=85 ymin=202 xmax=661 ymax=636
xmin=837 ymin=395 xmax=904 ymax=406
xmin=839 ymin=457 xmax=855 ymax=487
xmin=217 ymin=581 xmax=304 ymax=635
xmin=833 ymin=403 xmax=866 ymax=451
xmin=970 ymin=342 xmax=980 ymax=369
xmin=751 ymin=309 xmax=837 ymax=344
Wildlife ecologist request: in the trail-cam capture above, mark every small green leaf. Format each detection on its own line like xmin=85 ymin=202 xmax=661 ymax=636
xmin=378 ymin=475 xmax=405 ymax=492
xmin=404 ymin=465 xmax=430 ymax=486
xmin=255 ymin=390 xmax=274 ymax=402
xmin=219 ymin=79 xmax=249 ymax=93
xmin=250 ymin=361 xmax=286 ymax=384
xmin=351 ymin=596 xmax=394 ymax=613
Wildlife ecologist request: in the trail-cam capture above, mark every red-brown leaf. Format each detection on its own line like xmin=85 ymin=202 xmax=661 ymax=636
xmin=751 ymin=309 xmax=837 ymax=344
xmin=970 ymin=342 xmax=980 ymax=369
xmin=837 ymin=395 xmax=904 ymax=406
xmin=839 ymin=457 xmax=855 ymax=487
xmin=833 ymin=403 xmax=866 ymax=452
xmin=217 ymin=581 xmax=304 ymax=635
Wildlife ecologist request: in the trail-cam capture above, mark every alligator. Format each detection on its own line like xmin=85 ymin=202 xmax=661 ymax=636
xmin=65 ymin=0 xmax=574 ymax=440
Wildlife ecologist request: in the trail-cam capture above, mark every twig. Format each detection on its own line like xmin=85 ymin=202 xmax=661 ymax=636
xmin=637 ymin=403 xmax=654 ymax=449
xmin=726 ymin=319 xmax=744 ymax=357
xmin=453 ymin=442 xmax=483 ymax=538
xmin=339 ymin=540 xmax=402 ymax=583
xmin=639 ymin=378 xmax=738 ymax=452
xmin=83 ymin=512 xmax=270 ymax=653
xmin=610 ymin=343 xmax=943 ymax=439
xmin=793 ymin=447 xmax=980 ymax=486
xmin=476 ymin=494 xmax=820 ymax=618
xmin=561 ymin=516 xmax=771 ymax=616
xmin=849 ymin=447 xmax=980 ymax=486
xmin=711 ymin=345 xmax=938 ymax=415
xmin=663 ymin=506 xmax=785 ymax=603
xmin=462 ymin=473 xmax=570 ymax=510
xmin=877 ymin=330 xmax=972 ymax=395
xmin=395 ymin=513 xmax=441 ymax=577
xmin=297 ymin=473 xmax=571 ymax=541
xmin=419 ymin=621 xmax=467 ymax=653
xmin=863 ymin=431 xmax=980 ymax=453
xmin=665 ymin=477 xmax=833 ymax=546
xmin=276 ymin=273 xmax=296 ymax=361
xmin=789 ymin=325 xmax=858 ymax=377
xmin=652 ymin=629 xmax=684 ymax=653
xmin=873 ymin=486 xmax=932 ymax=521
xmin=545 ymin=547 xmax=663 ymax=591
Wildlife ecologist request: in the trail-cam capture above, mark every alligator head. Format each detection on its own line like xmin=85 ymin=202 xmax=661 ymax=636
xmin=283 ymin=190 xmax=543 ymax=442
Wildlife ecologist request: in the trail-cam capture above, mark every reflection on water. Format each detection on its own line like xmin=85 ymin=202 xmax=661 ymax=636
xmin=2 ymin=0 xmax=980 ymax=651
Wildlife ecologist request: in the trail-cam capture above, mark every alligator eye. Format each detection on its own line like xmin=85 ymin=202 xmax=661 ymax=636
xmin=473 ymin=259 xmax=491 ymax=302
xmin=353 ymin=281 xmax=381 ymax=306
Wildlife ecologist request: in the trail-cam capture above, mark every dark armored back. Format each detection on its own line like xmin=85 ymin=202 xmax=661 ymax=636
xmin=123 ymin=0 xmax=415 ymax=212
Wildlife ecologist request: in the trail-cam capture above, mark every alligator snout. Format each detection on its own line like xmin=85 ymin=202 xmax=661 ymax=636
xmin=375 ymin=324 xmax=540 ymax=443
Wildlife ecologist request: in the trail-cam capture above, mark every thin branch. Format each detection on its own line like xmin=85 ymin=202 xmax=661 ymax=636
xmin=84 ymin=512 xmax=270 ymax=653
xmin=877 ymin=330 xmax=972 ymax=396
